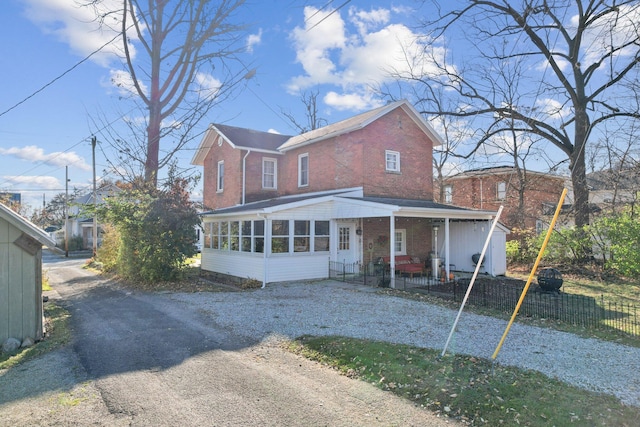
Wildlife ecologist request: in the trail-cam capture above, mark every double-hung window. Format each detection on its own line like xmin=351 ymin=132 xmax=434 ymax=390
xmin=385 ymin=150 xmax=400 ymax=172
xmin=444 ymin=185 xmax=453 ymax=203
xmin=217 ymin=160 xmax=224 ymax=192
xmin=298 ymin=153 xmax=309 ymax=187
xmin=497 ymin=182 xmax=506 ymax=200
xmin=263 ymin=158 xmax=277 ymax=189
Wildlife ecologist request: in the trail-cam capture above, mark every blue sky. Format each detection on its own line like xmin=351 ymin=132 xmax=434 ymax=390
xmin=1 ymin=0 xmax=440 ymax=211
xmin=2 ymin=1 xmax=637 ymax=212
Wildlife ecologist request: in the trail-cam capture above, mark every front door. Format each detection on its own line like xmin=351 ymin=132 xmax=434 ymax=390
xmin=336 ymin=222 xmax=357 ymax=265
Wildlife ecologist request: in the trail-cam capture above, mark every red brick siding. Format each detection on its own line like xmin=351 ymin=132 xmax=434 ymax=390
xmin=202 ymin=142 xmax=243 ymax=210
xmin=202 ymin=106 xmax=436 ymax=207
xmin=446 ymin=172 xmax=565 ymax=231
xmin=363 ymin=217 xmax=432 ymax=262
xmin=361 ymin=110 xmax=433 ymax=199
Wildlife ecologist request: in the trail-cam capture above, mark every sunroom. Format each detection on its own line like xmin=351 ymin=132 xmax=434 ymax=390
xmin=199 ymin=188 xmax=506 ymax=288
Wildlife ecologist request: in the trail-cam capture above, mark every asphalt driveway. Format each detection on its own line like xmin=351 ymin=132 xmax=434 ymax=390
xmin=0 ymin=252 xmax=458 ymax=426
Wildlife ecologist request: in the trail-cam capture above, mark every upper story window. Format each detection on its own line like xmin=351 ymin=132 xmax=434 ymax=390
xmin=444 ymin=185 xmax=453 ymax=204
xmin=385 ymin=150 xmax=400 ymax=172
xmin=497 ymin=181 xmax=506 ymax=200
xmin=298 ymin=153 xmax=309 ymax=187
xmin=262 ymin=158 xmax=277 ymax=189
xmin=217 ymin=160 xmax=224 ymax=192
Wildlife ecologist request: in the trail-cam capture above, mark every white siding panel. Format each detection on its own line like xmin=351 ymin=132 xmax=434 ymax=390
xmin=201 ymin=250 xmax=265 ymax=281
xmin=266 ymin=254 xmax=329 ymax=282
xmin=448 ymin=222 xmax=506 ymax=276
xmin=200 ymin=250 xmax=329 ymax=283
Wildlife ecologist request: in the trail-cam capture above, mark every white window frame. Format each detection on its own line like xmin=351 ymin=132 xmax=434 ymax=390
xmin=497 ymin=181 xmax=506 ymax=200
xmin=217 ymin=160 xmax=224 ymax=192
xmin=298 ymin=153 xmax=309 ymax=187
xmin=394 ymin=229 xmax=407 ymax=255
xmin=444 ymin=185 xmax=453 ymax=203
xmin=385 ymin=150 xmax=400 ymax=172
xmin=262 ymin=157 xmax=277 ymax=189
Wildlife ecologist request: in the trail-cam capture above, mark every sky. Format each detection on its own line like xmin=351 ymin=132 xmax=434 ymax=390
xmin=1 ymin=0 xmax=445 ymax=212
xmin=1 ymin=0 xmax=638 ymax=214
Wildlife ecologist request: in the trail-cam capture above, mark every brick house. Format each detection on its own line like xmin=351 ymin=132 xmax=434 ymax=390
xmin=440 ymin=167 xmax=565 ymax=234
xmin=192 ymin=100 xmax=507 ymax=286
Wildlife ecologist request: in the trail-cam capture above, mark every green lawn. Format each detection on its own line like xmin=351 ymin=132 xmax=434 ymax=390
xmin=288 ymin=336 xmax=639 ymax=426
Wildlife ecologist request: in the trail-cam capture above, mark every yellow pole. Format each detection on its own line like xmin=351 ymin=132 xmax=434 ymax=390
xmin=491 ymin=188 xmax=567 ymax=361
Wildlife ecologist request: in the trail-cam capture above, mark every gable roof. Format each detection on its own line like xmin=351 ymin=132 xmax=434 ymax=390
xmin=278 ymin=99 xmax=444 ymax=152
xmin=192 ymin=124 xmax=292 ymax=166
xmin=0 ymin=203 xmax=56 ymax=247
xmin=446 ymin=166 xmax=564 ymax=181
xmin=191 ymin=100 xmax=443 ymax=165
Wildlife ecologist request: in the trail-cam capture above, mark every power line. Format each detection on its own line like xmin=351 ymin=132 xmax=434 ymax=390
xmin=0 ymin=31 xmax=123 ymax=120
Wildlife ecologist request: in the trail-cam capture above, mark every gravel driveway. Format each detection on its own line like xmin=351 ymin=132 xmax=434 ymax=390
xmin=2 ymin=261 xmax=638 ymax=426
xmin=159 ymin=280 xmax=640 ymax=407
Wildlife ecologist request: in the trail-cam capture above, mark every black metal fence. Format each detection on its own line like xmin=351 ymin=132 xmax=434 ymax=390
xmin=328 ymin=261 xmax=639 ymax=337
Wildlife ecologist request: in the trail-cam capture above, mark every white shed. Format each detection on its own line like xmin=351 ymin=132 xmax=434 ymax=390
xmin=0 ymin=204 xmax=56 ymax=346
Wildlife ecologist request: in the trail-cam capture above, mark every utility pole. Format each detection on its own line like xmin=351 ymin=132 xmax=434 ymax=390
xmin=92 ymin=136 xmax=98 ymax=258
xmin=64 ymin=166 xmax=69 ymax=257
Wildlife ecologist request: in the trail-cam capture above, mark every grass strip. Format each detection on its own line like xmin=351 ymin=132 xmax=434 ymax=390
xmin=287 ymin=335 xmax=639 ymax=426
xmin=0 ymin=302 xmax=72 ymax=370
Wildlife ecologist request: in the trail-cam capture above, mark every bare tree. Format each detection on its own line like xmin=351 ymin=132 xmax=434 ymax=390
xmin=86 ymin=0 xmax=247 ymax=185
xmin=410 ymin=0 xmax=640 ymax=229
xmin=281 ymin=90 xmax=328 ymax=134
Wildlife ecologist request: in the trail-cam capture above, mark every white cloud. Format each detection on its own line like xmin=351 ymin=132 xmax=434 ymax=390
xmin=105 ymin=69 xmax=145 ymax=98
xmin=571 ymin=4 xmax=640 ymax=67
xmin=348 ymin=7 xmax=390 ymax=36
xmin=535 ymin=98 xmax=570 ymax=121
xmin=246 ymin=29 xmax=262 ymax=53
xmin=324 ymin=91 xmax=383 ymax=111
xmin=22 ymin=0 xmax=136 ymax=67
xmin=0 ymin=145 xmax=91 ymax=171
xmin=195 ymin=73 xmax=222 ymax=100
xmin=288 ymin=5 xmax=439 ymax=111
xmin=267 ymin=129 xmax=281 ymax=134
xmin=1 ymin=175 xmax=61 ymax=190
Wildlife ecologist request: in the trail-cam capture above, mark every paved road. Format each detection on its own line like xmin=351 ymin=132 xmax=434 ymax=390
xmin=0 ymin=251 xmax=456 ymax=426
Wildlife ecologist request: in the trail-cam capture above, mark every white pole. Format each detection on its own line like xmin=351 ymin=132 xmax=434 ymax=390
xmin=441 ymin=206 xmax=504 ymax=357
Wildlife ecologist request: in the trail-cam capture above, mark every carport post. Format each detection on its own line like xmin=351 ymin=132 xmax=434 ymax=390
xmin=389 ymin=214 xmax=396 ymax=288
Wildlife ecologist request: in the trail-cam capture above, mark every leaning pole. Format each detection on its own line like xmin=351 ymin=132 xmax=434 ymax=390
xmin=441 ymin=206 xmax=504 ymax=357
xmin=491 ymin=188 xmax=568 ymax=361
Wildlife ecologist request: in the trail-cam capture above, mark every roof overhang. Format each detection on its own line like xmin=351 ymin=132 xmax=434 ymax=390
xmin=0 ymin=203 xmax=56 ymax=247
xmin=201 ymin=191 xmax=500 ymax=223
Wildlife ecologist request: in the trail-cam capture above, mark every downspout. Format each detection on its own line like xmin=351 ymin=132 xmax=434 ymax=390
xmin=242 ymin=150 xmax=251 ymax=205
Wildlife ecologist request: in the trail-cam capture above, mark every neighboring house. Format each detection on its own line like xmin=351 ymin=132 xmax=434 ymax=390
xmin=63 ymin=183 xmax=121 ymax=250
xmin=191 ymin=100 xmax=507 ymax=287
xmin=0 ymin=203 xmax=56 ymax=345
xmin=441 ymin=166 xmax=566 ymax=235
xmin=587 ymin=168 xmax=639 ymax=208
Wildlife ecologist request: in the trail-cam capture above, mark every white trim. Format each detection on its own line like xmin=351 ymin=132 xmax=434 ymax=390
xmin=217 ymin=160 xmax=224 ymax=192
xmin=262 ymin=157 xmax=278 ymax=189
xmin=385 ymin=150 xmax=400 ymax=172
xmin=298 ymin=153 xmax=309 ymax=187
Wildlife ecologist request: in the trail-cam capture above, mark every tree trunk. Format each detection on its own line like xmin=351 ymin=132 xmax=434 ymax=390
xmin=571 ymin=110 xmax=591 ymax=229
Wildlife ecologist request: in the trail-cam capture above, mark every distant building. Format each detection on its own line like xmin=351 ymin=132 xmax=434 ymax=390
xmin=0 ymin=192 xmax=21 ymax=204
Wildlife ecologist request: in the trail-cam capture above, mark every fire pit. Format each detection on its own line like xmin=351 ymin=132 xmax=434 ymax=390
xmin=537 ymin=268 xmax=563 ymax=292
